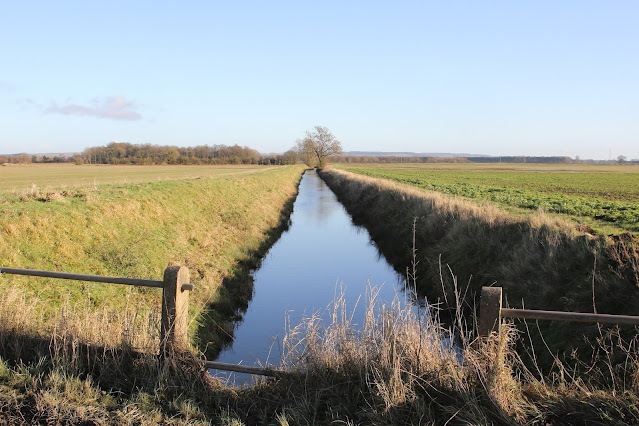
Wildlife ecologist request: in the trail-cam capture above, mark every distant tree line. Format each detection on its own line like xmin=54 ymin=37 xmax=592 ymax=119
xmin=467 ymin=156 xmax=639 ymax=164
xmin=0 ymin=154 xmax=34 ymax=164
xmin=0 ymin=143 xmax=300 ymax=166
xmin=0 ymin=153 xmax=80 ymax=164
xmin=466 ymin=156 xmax=573 ymax=164
xmin=331 ymin=155 xmax=639 ymax=165
xmin=81 ymin=142 xmax=259 ymax=165
xmin=2 ymin=142 xmax=637 ymax=166
xmin=330 ymin=155 xmax=469 ymax=164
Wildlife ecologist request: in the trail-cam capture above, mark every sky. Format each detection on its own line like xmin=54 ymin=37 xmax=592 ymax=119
xmin=1 ymin=1 xmax=638 ymax=160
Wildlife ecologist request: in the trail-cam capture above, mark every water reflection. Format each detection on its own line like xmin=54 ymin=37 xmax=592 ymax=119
xmin=214 ymin=169 xmax=416 ymax=380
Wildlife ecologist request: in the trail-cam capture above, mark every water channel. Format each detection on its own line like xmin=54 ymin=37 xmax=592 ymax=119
xmin=213 ymin=169 xmax=416 ymax=381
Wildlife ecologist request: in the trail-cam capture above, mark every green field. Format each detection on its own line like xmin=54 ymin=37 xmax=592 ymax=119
xmin=0 ymin=163 xmax=271 ymax=192
xmin=338 ymin=163 xmax=639 ymax=233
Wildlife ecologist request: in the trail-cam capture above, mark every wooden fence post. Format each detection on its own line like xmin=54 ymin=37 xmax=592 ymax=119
xmin=478 ymin=286 xmax=502 ymax=337
xmin=161 ymin=265 xmax=190 ymax=354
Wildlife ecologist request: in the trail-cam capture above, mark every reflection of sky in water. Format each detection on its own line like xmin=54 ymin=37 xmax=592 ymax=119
xmin=214 ymin=170 xmax=411 ymax=382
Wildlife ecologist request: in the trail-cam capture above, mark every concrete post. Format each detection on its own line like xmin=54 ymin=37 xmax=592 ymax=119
xmin=161 ymin=265 xmax=190 ymax=353
xmin=478 ymin=287 xmax=502 ymax=337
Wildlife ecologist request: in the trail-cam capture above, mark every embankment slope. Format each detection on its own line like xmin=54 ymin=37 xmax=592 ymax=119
xmin=319 ymin=167 xmax=639 ymax=352
xmin=0 ymin=165 xmax=305 ymax=348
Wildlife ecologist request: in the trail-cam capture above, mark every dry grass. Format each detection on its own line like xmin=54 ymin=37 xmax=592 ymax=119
xmin=319 ymin=167 xmax=638 ymax=309
xmin=327 ymin=166 xmax=575 ymax=235
xmin=1 ymin=277 xmax=638 ymax=424
xmin=319 ymin=167 xmax=639 ymax=376
xmin=0 ymin=283 xmax=222 ymax=424
xmin=274 ymin=286 xmax=639 ymax=424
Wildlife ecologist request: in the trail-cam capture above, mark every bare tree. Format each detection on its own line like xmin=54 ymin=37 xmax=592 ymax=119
xmin=295 ymin=138 xmax=317 ymax=167
xmin=297 ymin=126 xmax=342 ymax=168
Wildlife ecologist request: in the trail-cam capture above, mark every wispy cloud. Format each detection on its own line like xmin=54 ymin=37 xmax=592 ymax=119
xmin=44 ymin=96 xmax=142 ymax=121
xmin=0 ymin=82 xmax=17 ymax=94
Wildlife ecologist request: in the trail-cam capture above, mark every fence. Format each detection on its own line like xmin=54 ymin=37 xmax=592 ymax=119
xmin=0 ymin=265 xmax=283 ymax=376
xmin=478 ymin=286 xmax=639 ymax=337
xmin=0 ymin=265 xmax=193 ymax=355
xmin=7 ymin=270 xmax=638 ymax=375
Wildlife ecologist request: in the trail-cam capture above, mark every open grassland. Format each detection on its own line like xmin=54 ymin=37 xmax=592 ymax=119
xmin=0 ymin=163 xmax=270 ymax=193
xmin=0 ymin=164 xmax=304 ymax=346
xmin=337 ymin=163 xmax=639 ymax=233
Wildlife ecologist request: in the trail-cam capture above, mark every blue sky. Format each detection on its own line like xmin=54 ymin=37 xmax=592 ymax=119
xmin=1 ymin=1 xmax=637 ymax=159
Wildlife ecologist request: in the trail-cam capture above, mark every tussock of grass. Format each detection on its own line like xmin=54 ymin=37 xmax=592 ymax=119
xmin=0 ymin=284 xmax=229 ymax=424
xmin=273 ymin=289 xmax=639 ymax=424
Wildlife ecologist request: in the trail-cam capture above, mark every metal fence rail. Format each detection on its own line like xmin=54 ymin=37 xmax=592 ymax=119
xmin=204 ymin=360 xmax=284 ymax=377
xmin=501 ymin=307 xmax=639 ymax=327
xmin=0 ymin=267 xmax=164 ymax=288
xmin=479 ymin=286 xmax=639 ymax=337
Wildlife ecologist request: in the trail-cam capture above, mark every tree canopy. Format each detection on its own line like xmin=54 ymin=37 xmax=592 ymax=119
xmin=77 ymin=142 xmax=298 ymax=165
xmin=296 ymin=126 xmax=343 ymax=168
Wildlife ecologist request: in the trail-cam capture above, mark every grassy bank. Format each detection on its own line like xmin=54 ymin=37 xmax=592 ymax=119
xmin=319 ymin=167 xmax=639 ymax=367
xmin=0 ymin=164 xmax=304 ymax=350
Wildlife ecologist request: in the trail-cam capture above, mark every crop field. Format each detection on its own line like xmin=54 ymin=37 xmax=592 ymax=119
xmin=337 ymin=163 xmax=639 ymax=233
xmin=0 ymin=163 xmax=270 ymax=193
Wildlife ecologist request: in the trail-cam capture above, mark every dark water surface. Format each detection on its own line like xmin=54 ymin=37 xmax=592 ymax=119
xmin=213 ymin=169 xmax=412 ymax=380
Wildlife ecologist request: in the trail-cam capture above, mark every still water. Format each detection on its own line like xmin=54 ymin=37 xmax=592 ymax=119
xmin=214 ymin=169 xmax=411 ymax=379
